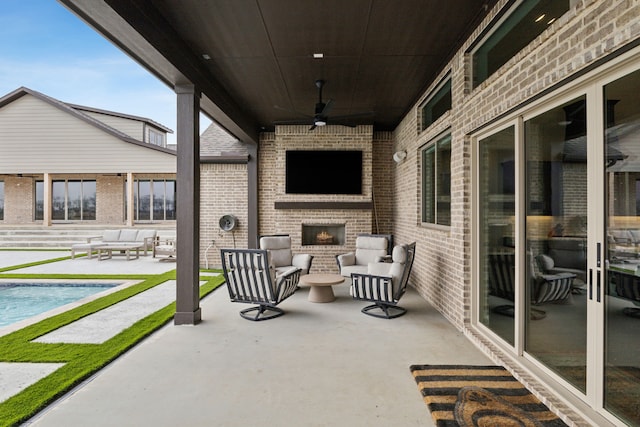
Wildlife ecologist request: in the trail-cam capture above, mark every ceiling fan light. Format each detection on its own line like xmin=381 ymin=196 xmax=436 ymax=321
xmin=315 ymin=119 xmax=327 ymax=126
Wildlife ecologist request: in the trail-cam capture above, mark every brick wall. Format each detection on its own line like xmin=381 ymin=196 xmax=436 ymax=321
xmin=1 ymin=175 xmax=34 ymax=223
xmin=258 ymin=125 xmax=391 ymax=272
xmin=96 ymin=175 xmax=125 ymax=224
xmin=392 ymin=0 xmax=640 ymax=330
xmin=200 ymin=163 xmax=248 ymax=268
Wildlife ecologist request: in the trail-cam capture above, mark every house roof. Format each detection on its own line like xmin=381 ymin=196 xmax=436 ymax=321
xmin=68 ymin=103 xmax=173 ymax=133
xmin=0 ymin=86 xmax=176 ymax=155
xmin=200 ymin=122 xmax=251 ymax=163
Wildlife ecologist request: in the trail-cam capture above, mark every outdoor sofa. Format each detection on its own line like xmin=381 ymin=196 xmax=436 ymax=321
xmin=71 ymin=229 xmax=157 ymax=259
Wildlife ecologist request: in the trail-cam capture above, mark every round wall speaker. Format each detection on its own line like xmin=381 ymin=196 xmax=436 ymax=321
xmin=219 ymin=214 xmax=238 ymax=232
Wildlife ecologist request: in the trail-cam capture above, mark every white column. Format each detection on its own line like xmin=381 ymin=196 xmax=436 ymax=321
xmin=43 ymin=173 xmax=52 ymax=227
xmin=126 ymin=172 xmax=135 ymax=226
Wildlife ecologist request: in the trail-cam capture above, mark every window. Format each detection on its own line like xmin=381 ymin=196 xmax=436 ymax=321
xmin=420 ymin=77 xmax=451 ymax=131
xmin=0 ymin=180 xmax=4 ymax=220
xmin=472 ymin=0 xmax=570 ymax=88
xmin=148 ymin=129 xmax=165 ymax=147
xmin=35 ymin=180 xmax=44 ymax=220
xmin=129 ymin=179 xmax=176 ymax=221
xmin=51 ymin=179 xmax=96 ymax=221
xmin=422 ymin=132 xmax=451 ymax=226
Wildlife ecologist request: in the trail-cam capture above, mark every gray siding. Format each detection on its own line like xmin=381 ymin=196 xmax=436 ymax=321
xmin=82 ymin=111 xmax=145 ymax=141
xmin=0 ymin=94 xmax=175 ymax=174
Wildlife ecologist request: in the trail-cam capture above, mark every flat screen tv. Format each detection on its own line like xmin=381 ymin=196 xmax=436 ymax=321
xmin=286 ymin=150 xmax=362 ymax=195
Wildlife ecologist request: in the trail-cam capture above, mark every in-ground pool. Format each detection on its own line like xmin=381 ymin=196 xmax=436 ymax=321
xmin=0 ymin=283 xmax=118 ymax=328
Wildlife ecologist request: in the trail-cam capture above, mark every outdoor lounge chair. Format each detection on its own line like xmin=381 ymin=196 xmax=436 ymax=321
xmin=220 ymin=248 xmax=301 ymax=321
xmin=259 ymin=234 xmax=313 ymax=275
xmin=153 ymin=237 xmax=176 ymax=261
xmin=350 ymin=242 xmax=416 ymax=319
xmin=336 ymin=234 xmax=393 ymax=277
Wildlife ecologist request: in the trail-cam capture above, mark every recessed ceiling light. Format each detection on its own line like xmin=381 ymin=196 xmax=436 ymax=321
xmin=313 ymin=53 xmax=324 ymax=58
xmin=547 ymin=18 xmax=556 ymax=25
xmin=535 ymin=14 xmax=546 ymax=22
xmin=202 ymin=54 xmax=211 ymax=60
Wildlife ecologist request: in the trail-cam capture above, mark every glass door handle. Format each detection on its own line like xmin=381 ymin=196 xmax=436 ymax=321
xmin=589 ymin=268 xmax=593 ymax=300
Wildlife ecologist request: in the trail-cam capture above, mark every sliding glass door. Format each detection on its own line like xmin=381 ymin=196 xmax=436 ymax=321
xmin=477 ymin=125 xmax=516 ymax=345
xmin=475 ymin=60 xmax=640 ymax=425
xmin=603 ymin=68 xmax=640 ymax=425
xmin=524 ymin=96 xmax=588 ymax=393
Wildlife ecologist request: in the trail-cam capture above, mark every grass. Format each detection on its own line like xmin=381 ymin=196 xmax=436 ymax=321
xmin=0 ymin=263 xmax=225 ymax=427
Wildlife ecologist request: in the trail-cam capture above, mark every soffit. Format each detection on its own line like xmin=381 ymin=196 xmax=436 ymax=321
xmin=60 ymin=0 xmax=499 ymax=140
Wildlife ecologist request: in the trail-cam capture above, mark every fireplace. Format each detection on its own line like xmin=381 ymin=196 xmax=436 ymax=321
xmin=302 ymin=224 xmax=346 ymax=246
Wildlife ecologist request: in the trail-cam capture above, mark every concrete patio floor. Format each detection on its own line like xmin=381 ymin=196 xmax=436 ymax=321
xmin=2 ymin=251 xmax=493 ymax=426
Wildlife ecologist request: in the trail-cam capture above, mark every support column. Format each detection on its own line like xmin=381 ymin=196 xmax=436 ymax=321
xmin=174 ymin=84 xmax=201 ymax=325
xmin=247 ymin=144 xmax=258 ymax=248
xmin=43 ymin=173 xmax=52 ymax=227
xmin=126 ymin=172 xmax=135 ymax=226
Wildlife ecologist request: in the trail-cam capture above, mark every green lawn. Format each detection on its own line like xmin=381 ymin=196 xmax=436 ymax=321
xmin=0 ymin=256 xmax=225 ymax=427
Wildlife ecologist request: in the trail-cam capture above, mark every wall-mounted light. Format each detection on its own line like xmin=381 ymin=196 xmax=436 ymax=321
xmin=393 ymin=150 xmax=407 ymax=163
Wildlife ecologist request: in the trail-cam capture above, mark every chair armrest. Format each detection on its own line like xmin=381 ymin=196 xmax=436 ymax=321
xmin=337 ymin=252 xmax=355 ymax=267
xmin=275 ymin=267 xmax=301 ymax=300
xmin=540 ymin=272 xmax=576 ymax=281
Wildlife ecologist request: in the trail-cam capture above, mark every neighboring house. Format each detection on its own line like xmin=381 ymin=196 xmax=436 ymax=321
xmin=0 ymin=87 xmax=176 ymax=227
xmin=0 ymin=86 xmax=250 ymax=266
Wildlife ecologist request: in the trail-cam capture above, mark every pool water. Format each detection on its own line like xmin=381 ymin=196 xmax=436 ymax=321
xmin=0 ymin=283 xmax=117 ymax=328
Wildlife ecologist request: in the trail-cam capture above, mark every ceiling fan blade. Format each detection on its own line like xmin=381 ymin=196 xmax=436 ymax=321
xmin=308 ymin=124 xmax=317 ymax=131
xmin=320 ymin=99 xmax=333 ymax=116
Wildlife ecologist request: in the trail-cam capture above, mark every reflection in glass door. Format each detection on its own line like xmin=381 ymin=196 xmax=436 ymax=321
xmin=478 ymin=126 xmax=515 ymax=345
xmin=524 ymin=96 xmax=588 ymax=393
xmin=604 ymin=69 xmax=640 ymax=425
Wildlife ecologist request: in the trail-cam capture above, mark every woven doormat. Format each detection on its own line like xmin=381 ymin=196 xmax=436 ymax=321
xmin=409 ymin=365 xmax=568 ymax=427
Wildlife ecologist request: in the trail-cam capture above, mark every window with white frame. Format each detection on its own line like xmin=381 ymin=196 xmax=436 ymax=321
xmin=51 ymin=179 xmax=96 ymax=221
xmin=420 ymin=76 xmax=451 ymax=131
xmin=34 ymin=180 xmax=44 ymax=220
xmin=422 ymin=131 xmax=451 ymax=226
xmin=471 ymin=0 xmax=570 ymax=88
xmin=148 ymin=129 xmax=165 ymax=147
xmin=129 ymin=179 xmax=176 ymax=221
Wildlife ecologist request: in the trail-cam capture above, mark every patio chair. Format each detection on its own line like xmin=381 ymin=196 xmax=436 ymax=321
xmin=336 ymin=234 xmax=393 ymax=277
xmin=153 ymin=237 xmax=176 ymax=261
xmin=488 ymin=251 xmax=575 ymax=319
xmin=220 ymin=248 xmax=301 ymax=321
xmin=259 ymin=234 xmax=313 ymax=275
xmin=350 ymin=242 xmax=416 ymax=319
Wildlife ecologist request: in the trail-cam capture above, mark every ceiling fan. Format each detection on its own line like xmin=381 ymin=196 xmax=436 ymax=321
xmin=274 ymin=80 xmax=374 ymax=131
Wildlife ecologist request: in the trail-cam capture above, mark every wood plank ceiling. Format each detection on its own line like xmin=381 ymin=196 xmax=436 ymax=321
xmin=64 ymin=0 xmax=499 ymax=135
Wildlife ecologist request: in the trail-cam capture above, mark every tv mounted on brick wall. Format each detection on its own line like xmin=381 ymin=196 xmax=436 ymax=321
xmin=285 ymin=150 xmax=362 ymax=195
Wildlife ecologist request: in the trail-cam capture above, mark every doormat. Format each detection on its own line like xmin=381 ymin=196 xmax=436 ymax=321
xmin=409 ymin=365 xmax=568 ymax=427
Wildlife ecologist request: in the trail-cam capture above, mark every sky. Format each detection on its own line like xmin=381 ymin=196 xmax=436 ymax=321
xmin=0 ymin=0 xmax=210 ymax=145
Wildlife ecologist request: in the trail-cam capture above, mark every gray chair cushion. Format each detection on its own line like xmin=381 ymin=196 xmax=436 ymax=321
xmin=119 ymin=229 xmax=139 ymax=241
xmin=102 ymin=230 xmax=121 ymax=242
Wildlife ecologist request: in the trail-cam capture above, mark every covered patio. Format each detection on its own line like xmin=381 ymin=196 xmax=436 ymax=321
xmin=28 ymin=282 xmax=490 ymax=426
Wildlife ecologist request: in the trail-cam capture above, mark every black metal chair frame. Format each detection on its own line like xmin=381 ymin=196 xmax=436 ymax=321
xmin=351 ymin=242 xmax=416 ymax=319
xmin=221 ymin=248 xmax=300 ymax=321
